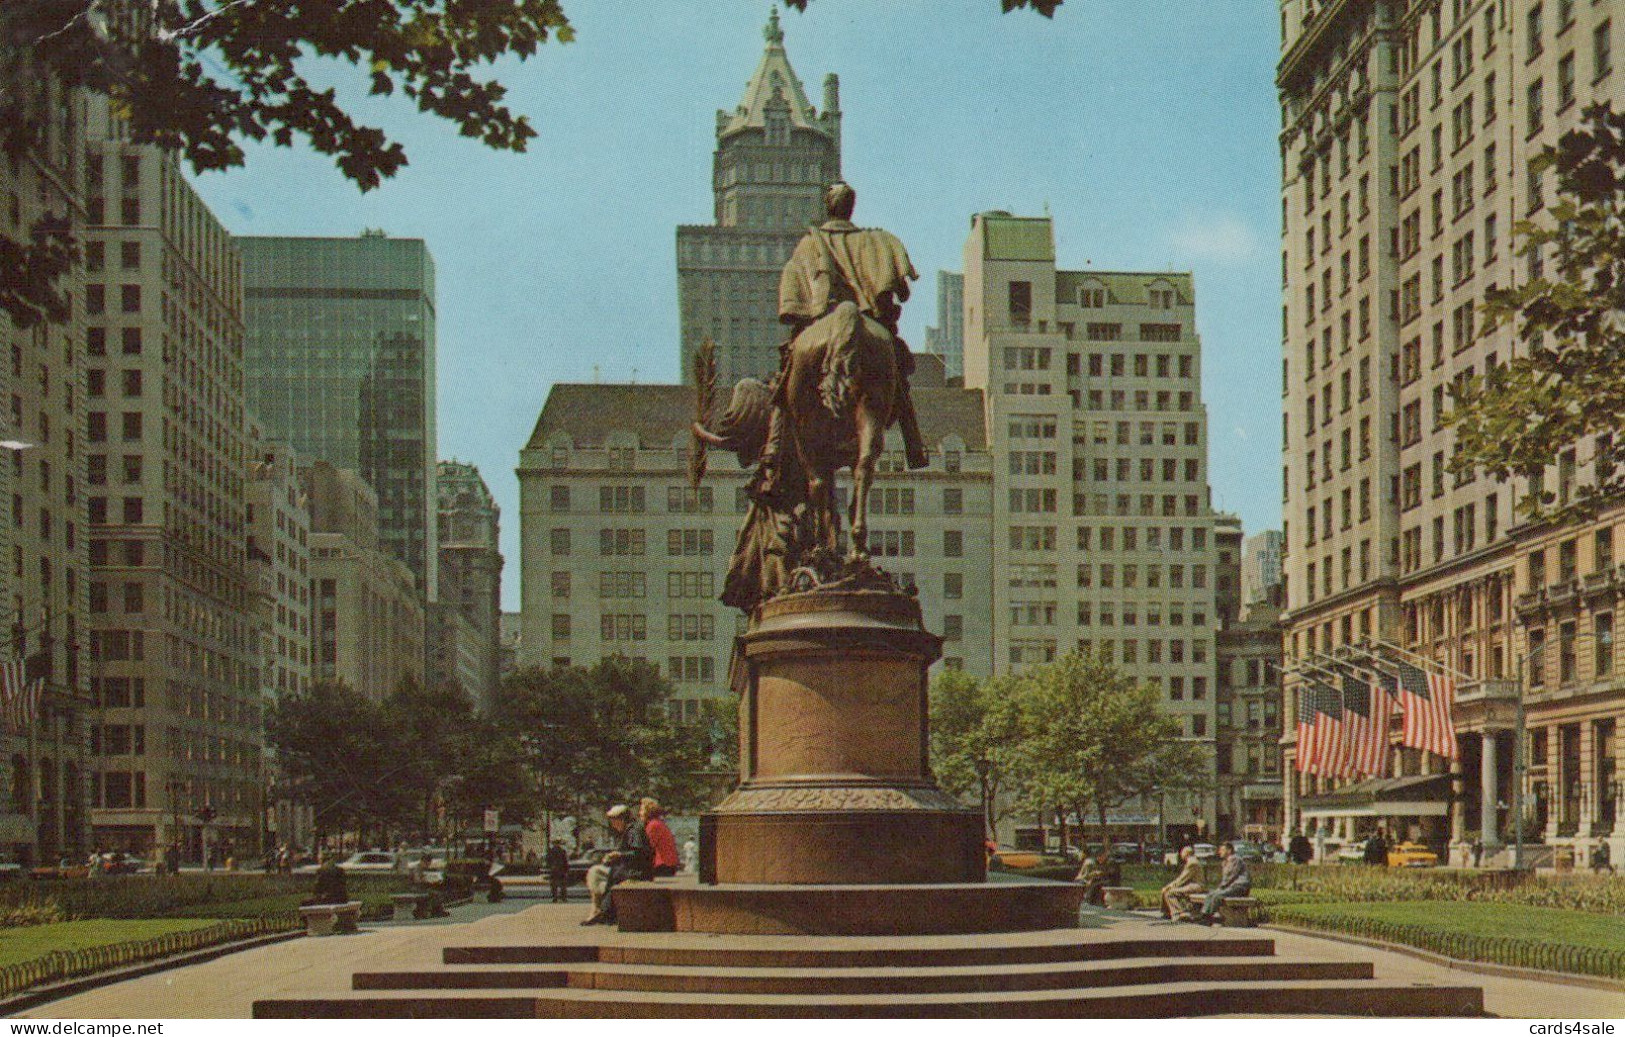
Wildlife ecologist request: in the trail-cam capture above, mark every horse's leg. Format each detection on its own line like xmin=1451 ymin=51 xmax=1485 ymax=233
xmin=848 ymin=401 xmax=886 ymax=562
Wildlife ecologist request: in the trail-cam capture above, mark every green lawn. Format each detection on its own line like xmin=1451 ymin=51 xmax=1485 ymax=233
xmin=1275 ymin=900 xmax=1625 ymax=954
xmin=0 ymin=920 xmax=219 ymax=968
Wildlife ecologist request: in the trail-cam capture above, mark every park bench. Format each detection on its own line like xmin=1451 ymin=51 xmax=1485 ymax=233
xmin=1218 ymin=896 xmax=1260 ymax=928
xmin=299 ymin=901 xmax=362 ymax=936
xmin=391 ymin=892 xmax=432 ymax=922
xmin=1102 ymin=886 xmax=1137 ymax=910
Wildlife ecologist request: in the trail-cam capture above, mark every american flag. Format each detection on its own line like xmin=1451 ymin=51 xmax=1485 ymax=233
xmin=0 ymin=657 xmax=42 ymax=733
xmin=1301 ymin=679 xmax=1349 ymax=776
xmin=1336 ymin=664 xmax=1393 ymax=776
xmin=1395 ymin=659 xmax=1458 ymax=761
xmin=1294 ymin=684 xmax=1318 ymax=774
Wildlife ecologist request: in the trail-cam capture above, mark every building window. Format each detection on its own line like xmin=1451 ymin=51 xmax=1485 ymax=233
xmin=1008 ymin=280 xmax=1032 ymax=324
xmin=549 ymin=528 xmax=571 ymax=555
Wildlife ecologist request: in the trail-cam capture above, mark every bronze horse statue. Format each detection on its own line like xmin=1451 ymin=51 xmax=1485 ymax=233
xmin=694 ymin=300 xmax=900 ymax=562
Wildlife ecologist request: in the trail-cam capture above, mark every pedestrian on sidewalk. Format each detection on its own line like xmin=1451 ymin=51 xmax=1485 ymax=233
xmin=546 ymin=840 xmax=570 ymax=902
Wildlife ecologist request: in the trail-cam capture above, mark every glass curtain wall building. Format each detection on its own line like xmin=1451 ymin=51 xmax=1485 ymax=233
xmin=239 ymin=235 xmax=439 ymax=599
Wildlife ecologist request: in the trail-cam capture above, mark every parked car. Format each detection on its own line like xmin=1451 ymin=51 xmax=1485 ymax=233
xmin=1230 ymin=841 xmax=1266 ymax=863
xmin=31 ymin=858 xmax=91 ymax=880
xmin=1386 ymin=841 xmax=1439 ymax=868
xmin=0 ymin=856 xmax=23 ymax=881
xmin=1190 ymin=843 xmax=1218 ymax=863
xmin=1337 ymin=839 xmax=1369 ymax=864
xmin=97 ymin=852 xmax=144 ymax=875
xmin=988 ymin=847 xmax=1070 ymax=871
xmin=1109 ymin=842 xmax=1142 ymax=864
xmin=337 ymin=851 xmax=398 ymax=873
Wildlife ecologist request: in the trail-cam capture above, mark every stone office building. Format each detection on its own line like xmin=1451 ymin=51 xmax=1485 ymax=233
xmin=433 ymin=461 xmax=502 ymax=711
xmin=0 ymin=72 xmax=93 ymax=865
xmin=81 ymin=100 xmax=261 ymax=857
xmin=956 ymin=210 xmax=1229 ymax=839
xmin=304 ymin=462 xmax=425 ymax=701
xmin=517 ymin=377 xmax=996 ymax=717
xmin=676 ymin=11 xmax=843 ymax=389
xmin=1279 ymin=0 xmax=1625 ymax=864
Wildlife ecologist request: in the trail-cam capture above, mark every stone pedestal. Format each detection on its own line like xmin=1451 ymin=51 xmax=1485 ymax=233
xmin=703 ymin=587 xmax=985 ymax=886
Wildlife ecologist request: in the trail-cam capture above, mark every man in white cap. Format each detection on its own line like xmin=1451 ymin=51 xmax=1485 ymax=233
xmin=581 ymin=803 xmax=652 ymax=925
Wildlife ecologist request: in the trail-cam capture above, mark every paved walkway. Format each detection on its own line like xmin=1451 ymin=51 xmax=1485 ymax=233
xmin=13 ymin=899 xmax=1623 ymax=1019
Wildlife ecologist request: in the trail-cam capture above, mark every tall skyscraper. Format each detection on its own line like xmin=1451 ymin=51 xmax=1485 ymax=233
xmin=1243 ymin=530 xmax=1284 ymax=608
xmin=676 ymin=10 xmax=842 ymax=388
xmin=81 ymin=97 xmax=261 ymax=857
xmin=924 ymin=271 xmax=966 ymax=381
xmin=962 ymin=210 xmax=1224 ymax=838
xmin=1278 ymin=0 xmax=1625 ymax=863
xmin=435 ymin=460 xmax=502 ymax=711
xmin=1 ymin=74 xmax=92 ymax=865
xmin=239 ymin=234 xmax=439 ymax=598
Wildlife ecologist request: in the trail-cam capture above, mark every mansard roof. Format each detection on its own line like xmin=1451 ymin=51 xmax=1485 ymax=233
xmin=527 ymin=383 xmax=988 ymax=453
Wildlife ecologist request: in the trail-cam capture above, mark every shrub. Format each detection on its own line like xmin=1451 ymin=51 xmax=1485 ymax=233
xmin=1251 ymin=864 xmax=1625 ymax=915
xmin=0 ymin=873 xmax=411 ymax=922
xmin=1266 ymin=903 xmax=1625 ymax=981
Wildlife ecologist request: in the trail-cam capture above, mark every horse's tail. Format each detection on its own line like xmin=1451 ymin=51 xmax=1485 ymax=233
xmin=818 ymin=301 xmax=862 ymax=419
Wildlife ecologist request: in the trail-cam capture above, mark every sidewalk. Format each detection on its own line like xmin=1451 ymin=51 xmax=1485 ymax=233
xmin=12 ymin=900 xmax=1622 ymax=1019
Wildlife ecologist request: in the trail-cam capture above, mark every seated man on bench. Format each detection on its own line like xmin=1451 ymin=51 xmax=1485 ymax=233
xmin=1195 ymin=841 xmax=1252 ymax=926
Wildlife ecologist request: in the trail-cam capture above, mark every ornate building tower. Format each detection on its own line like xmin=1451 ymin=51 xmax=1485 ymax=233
xmin=676 ymin=10 xmax=843 ymax=387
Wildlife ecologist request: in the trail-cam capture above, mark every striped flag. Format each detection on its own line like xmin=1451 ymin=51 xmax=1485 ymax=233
xmin=0 ymin=658 xmax=23 ymax=728
xmin=1336 ymin=664 xmax=1392 ymax=776
xmin=1303 ymin=679 xmax=1350 ymax=777
xmin=0 ymin=655 xmax=44 ymax=732
xmin=1395 ymin=659 xmax=1459 ymax=761
xmin=1294 ymin=684 xmax=1318 ymax=774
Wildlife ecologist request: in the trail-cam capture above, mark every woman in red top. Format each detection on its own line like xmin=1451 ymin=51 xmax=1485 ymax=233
xmin=641 ymin=798 xmax=680 ymax=877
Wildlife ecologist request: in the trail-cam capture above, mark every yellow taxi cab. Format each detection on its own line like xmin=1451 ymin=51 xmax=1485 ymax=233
xmin=1386 ymin=841 xmax=1439 ymax=867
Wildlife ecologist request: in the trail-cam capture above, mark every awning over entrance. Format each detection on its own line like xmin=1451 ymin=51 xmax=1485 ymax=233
xmin=1299 ymin=774 xmax=1452 ymax=819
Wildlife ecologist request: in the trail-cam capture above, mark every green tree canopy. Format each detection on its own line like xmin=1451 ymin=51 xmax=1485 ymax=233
xmin=1448 ymin=103 xmax=1625 ymax=519
xmin=492 ymin=657 xmax=724 ymax=826
xmin=1008 ymin=651 xmax=1207 ymax=839
xmin=266 ymin=680 xmax=414 ymax=839
xmin=928 ymin=668 xmax=1022 ymax=830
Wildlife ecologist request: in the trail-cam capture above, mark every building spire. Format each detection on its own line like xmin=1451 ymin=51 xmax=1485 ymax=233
xmin=764 ymin=7 xmax=784 ymax=47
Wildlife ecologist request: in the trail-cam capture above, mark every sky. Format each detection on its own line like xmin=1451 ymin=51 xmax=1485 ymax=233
xmin=187 ymin=1 xmax=1285 ymax=612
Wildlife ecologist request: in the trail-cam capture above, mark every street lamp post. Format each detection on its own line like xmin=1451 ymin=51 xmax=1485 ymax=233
xmin=972 ymin=758 xmax=992 ymax=840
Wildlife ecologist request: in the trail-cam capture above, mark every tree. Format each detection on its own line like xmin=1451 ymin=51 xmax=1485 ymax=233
xmin=493 ymin=657 xmax=723 ymax=831
xmin=928 ymin=668 xmax=1023 ymax=834
xmin=1010 ymin=651 xmax=1207 ymax=849
xmin=379 ymin=675 xmax=477 ymax=836
xmin=266 ymin=680 xmax=413 ymax=842
xmin=1448 ymin=103 xmax=1625 ymax=520
xmin=1 ymin=0 xmax=1060 ymax=326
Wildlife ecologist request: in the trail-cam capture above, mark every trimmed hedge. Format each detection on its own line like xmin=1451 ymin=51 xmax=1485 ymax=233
xmin=0 ymin=874 xmax=412 ymax=921
xmin=1266 ymin=903 xmax=1625 ymax=981
xmin=0 ymin=916 xmax=299 ymax=1000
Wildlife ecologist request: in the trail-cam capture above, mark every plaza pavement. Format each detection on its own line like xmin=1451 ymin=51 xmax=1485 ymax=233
xmin=12 ymin=898 xmax=1623 ymax=1019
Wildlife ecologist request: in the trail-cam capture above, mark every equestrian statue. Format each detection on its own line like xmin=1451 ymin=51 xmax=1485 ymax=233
xmin=691 ymin=182 xmax=928 ymax=614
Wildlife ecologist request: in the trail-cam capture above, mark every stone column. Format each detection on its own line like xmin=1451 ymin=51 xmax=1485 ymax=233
xmin=1544 ymin=724 xmax=1563 ymax=843
xmin=1481 ymin=730 xmax=1501 ymax=848
xmin=1449 ymin=755 xmax=1466 ymax=843
xmin=1580 ymin=720 xmax=1597 ymax=840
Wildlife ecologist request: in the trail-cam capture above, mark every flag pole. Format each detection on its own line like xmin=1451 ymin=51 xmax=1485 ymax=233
xmin=1371 ymin=638 xmax=1473 ymax=682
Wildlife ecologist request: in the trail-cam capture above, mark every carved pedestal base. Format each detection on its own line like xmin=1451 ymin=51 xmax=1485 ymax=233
xmin=702 ymin=586 xmax=984 ymax=887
